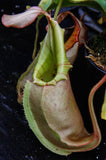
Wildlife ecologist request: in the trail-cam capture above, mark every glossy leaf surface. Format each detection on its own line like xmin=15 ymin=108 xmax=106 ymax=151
xmin=39 ymin=0 xmax=106 ymax=13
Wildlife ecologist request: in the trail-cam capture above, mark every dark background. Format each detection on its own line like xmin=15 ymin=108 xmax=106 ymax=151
xmin=0 ymin=1 xmax=106 ymax=160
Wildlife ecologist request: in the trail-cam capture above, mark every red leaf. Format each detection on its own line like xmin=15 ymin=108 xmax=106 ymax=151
xmin=2 ymin=7 xmax=44 ymax=28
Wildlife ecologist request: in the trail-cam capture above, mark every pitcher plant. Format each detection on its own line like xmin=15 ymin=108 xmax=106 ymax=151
xmin=1 ymin=0 xmax=106 ymax=156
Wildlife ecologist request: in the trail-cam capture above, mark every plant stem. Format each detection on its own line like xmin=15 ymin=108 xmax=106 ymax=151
xmin=54 ymin=0 xmax=63 ymax=20
xmin=32 ymin=16 xmax=42 ymax=60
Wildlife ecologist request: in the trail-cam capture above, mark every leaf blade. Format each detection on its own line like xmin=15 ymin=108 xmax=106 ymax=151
xmin=2 ymin=7 xmax=43 ymax=28
xmin=101 ymin=90 xmax=106 ymax=120
xmin=39 ymin=0 xmax=106 ymax=13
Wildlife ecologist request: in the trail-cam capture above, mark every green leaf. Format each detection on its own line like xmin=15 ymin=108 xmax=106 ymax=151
xmin=39 ymin=0 xmax=106 ymax=13
xmin=39 ymin=0 xmax=52 ymax=11
xmin=93 ymin=0 xmax=106 ymax=12
xmin=101 ymin=90 xmax=106 ymax=120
